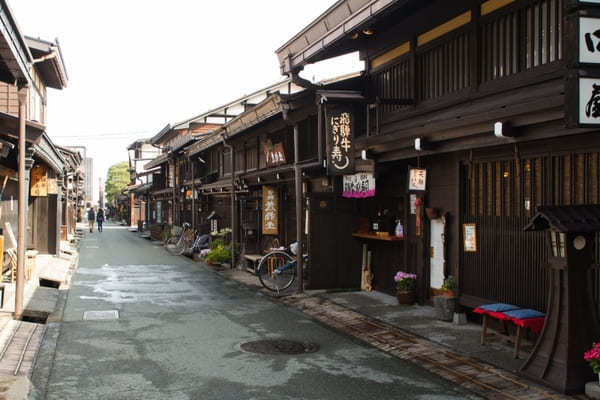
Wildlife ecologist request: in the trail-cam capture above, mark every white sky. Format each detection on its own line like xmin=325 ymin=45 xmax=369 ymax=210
xmin=9 ymin=1 xmax=363 ymax=202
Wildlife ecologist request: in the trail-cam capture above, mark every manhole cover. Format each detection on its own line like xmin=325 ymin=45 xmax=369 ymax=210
xmin=83 ymin=310 xmax=119 ymax=320
xmin=240 ymin=340 xmax=319 ymax=355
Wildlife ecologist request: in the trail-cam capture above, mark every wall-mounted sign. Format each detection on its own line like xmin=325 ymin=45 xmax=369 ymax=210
xmin=580 ymin=17 xmax=600 ymax=64
xmin=168 ymin=164 xmax=175 ymax=188
xmin=156 ymin=201 xmax=162 ymax=223
xmin=326 ymin=106 xmax=354 ymax=175
xmin=30 ymin=164 xmax=48 ymax=197
xmin=262 ymin=186 xmax=278 ymax=235
xmin=342 ymin=173 xmax=375 ymax=198
xmin=408 ymin=168 xmax=427 ymax=191
xmin=463 ymin=223 xmax=477 ymax=252
xmin=264 ymin=140 xmax=286 ymax=167
xmin=579 ymin=77 xmax=600 ymax=124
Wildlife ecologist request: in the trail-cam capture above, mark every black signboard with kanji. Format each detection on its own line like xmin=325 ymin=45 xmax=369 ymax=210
xmin=326 ymin=106 xmax=355 ymax=175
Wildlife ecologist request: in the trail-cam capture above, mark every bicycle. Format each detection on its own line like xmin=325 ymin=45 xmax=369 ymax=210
xmin=166 ymin=223 xmax=193 ymax=255
xmin=256 ymin=242 xmax=307 ymax=293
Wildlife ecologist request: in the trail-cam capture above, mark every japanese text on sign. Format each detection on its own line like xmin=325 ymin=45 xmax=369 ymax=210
xmin=342 ymin=173 xmax=375 ymax=198
xmin=408 ymin=168 xmax=427 ymax=191
xmin=326 ymin=107 xmax=354 ymax=175
xmin=264 ymin=141 xmax=286 ymax=167
xmin=30 ymin=164 xmax=48 ymax=197
xmin=579 ymin=78 xmax=600 ymax=124
xmin=580 ymin=17 xmax=600 ymax=64
xmin=262 ymin=186 xmax=278 ymax=235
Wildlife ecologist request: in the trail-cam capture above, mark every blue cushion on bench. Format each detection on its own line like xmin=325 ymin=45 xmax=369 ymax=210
xmin=478 ymin=303 xmax=520 ymax=312
xmin=503 ymin=308 xmax=545 ymax=320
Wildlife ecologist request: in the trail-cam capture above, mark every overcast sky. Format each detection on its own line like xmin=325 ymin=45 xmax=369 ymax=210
xmin=10 ymin=1 xmax=362 ymax=201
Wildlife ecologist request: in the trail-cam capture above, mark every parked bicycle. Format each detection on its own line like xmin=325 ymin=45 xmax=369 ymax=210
xmin=256 ymin=242 xmax=307 ymax=293
xmin=166 ymin=223 xmax=193 ymax=255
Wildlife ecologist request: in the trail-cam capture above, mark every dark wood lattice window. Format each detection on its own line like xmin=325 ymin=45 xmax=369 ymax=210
xmin=375 ymin=58 xmax=411 ymax=114
xmin=418 ymin=32 xmax=470 ymax=101
xmin=480 ymin=0 xmax=563 ymax=83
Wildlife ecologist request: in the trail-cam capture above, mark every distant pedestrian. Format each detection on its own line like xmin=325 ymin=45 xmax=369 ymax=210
xmin=97 ymin=208 xmax=105 ymax=232
xmin=87 ymin=207 xmax=95 ymax=233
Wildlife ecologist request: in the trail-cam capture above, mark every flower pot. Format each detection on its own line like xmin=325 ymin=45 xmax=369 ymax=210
xmin=442 ymin=290 xmax=455 ymax=298
xmin=396 ymin=290 xmax=415 ymax=305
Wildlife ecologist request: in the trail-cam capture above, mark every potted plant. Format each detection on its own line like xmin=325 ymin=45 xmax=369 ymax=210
xmin=584 ymin=342 xmax=600 ymax=384
xmin=434 ymin=275 xmax=458 ymax=321
xmin=204 ymin=239 xmax=231 ymax=267
xmin=441 ymin=275 xmax=457 ymax=297
xmin=394 ymin=271 xmax=417 ymax=305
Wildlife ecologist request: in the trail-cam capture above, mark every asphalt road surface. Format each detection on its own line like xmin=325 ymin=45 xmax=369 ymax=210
xmin=33 ymin=223 xmax=479 ymax=400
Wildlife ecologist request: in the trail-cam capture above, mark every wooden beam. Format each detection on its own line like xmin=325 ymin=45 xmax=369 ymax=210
xmin=481 ymin=0 xmax=516 ymax=16
xmin=370 ymin=41 xmax=410 ymax=70
xmin=418 ymin=11 xmax=472 ymax=47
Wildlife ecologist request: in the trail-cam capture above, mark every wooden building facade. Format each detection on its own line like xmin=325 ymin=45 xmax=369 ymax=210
xmin=275 ymin=0 xmax=598 ymax=308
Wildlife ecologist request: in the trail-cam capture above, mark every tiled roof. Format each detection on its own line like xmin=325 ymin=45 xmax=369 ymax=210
xmin=524 ymin=205 xmax=600 ymax=233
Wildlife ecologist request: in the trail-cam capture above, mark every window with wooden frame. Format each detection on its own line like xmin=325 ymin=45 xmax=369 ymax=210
xmin=418 ymin=31 xmax=471 ymax=102
xmin=480 ymin=0 xmax=563 ymax=83
xmin=246 ymin=140 xmax=258 ymax=172
xmin=375 ymin=58 xmax=411 ymax=114
xmin=222 ymin=148 xmax=232 ymax=176
xmin=466 ymin=152 xmax=600 ymax=219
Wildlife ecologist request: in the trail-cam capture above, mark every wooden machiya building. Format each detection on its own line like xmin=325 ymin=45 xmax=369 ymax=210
xmin=184 ymin=74 xmax=369 ymax=290
xmin=276 ymin=0 xmax=600 ymax=392
xmin=0 ymin=34 xmax=69 ymax=256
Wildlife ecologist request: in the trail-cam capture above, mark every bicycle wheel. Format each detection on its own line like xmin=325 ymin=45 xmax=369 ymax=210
xmin=167 ymin=232 xmax=185 ymax=255
xmin=257 ymin=251 xmax=296 ymax=292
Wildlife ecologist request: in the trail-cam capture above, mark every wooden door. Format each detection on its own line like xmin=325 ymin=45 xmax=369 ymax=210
xmin=308 ymin=194 xmax=361 ymax=290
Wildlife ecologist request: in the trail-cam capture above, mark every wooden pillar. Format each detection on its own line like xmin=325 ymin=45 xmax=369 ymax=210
xmin=15 ymin=86 xmax=29 ymax=320
xmin=294 ymin=124 xmax=303 ymax=293
xmin=130 ymin=193 xmax=135 ymax=227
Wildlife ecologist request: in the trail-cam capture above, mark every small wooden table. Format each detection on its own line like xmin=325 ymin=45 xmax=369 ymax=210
xmin=244 ymin=254 xmax=262 ymax=273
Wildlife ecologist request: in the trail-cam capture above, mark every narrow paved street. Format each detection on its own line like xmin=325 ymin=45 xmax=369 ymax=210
xmin=31 ymin=223 xmax=478 ymax=399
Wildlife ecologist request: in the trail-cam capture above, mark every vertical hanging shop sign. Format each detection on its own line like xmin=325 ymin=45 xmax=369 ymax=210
xmin=326 ymin=106 xmax=354 ymax=175
xmin=262 ymin=186 xmax=279 ymax=235
xmin=30 ymin=164 xmax=48 ymax=197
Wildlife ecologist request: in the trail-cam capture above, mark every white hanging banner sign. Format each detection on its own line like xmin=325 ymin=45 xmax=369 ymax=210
xmin=580 ymin=17 xmax=600 ymax=64
xmin=342 ymin=173 xmax=375 ymax=198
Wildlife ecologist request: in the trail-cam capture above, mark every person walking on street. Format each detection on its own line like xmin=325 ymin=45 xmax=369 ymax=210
xmin=87 ymin=207 xmax=95 ymax=233
xmin=97 ymin=208 xmax=104 ymax=232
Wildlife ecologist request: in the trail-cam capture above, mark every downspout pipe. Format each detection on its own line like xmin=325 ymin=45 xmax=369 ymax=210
xmin=221 ymin=134 xmax=236 ymax=269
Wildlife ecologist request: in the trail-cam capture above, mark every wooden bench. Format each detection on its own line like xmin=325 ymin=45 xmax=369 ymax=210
xmin=243 ymin=254 xmax=262 ymax=273
xmin=474 ymin=303 xmax=545 ymax=359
